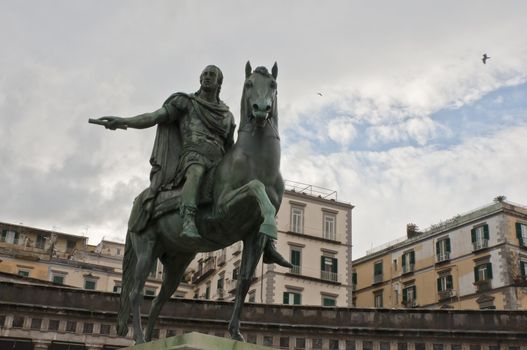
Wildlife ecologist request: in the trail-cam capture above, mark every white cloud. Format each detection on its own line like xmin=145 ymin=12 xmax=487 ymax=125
xmin=327 ymin=118 xmax=358 ymax=147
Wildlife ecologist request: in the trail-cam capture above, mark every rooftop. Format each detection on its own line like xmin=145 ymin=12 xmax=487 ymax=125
xmin=284 ymin=179 xmax=338 ymax=201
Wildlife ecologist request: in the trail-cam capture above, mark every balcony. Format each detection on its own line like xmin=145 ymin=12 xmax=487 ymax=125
xmin=436 ymin=252 xmax=450 ymax=263
xmin=473 ymin=239 xmax=488 ymax=251
xmin=403 ymin=299 xmax=416 ymax=308
xmin=290 ymin=265 xmax=301 ymax=275
xmin=373 ymin=274 xmax=383 ymax=284
xmin=321 ymin=270 xmax=338 ymax=282
xmin=438 ymin=289 xmax=455 ymax=300
xmin=192 ymin=258 xmax=216 ymax=284
xmin=216 ymin=288 xmax=225 ymax=300
xmin=232 ymin=241 xmax=242 ymax=256
xmin=217 ymin=252 xmax=226 ymax=266
xmin=402 ymin=264 xmax=415 ymax=274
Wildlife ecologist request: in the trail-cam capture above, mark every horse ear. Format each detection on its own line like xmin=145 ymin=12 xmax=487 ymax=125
xmin=271 ymin=62 xmax=278 ymax=79
xmin=245 ymin=61 xmax=252 ymax=78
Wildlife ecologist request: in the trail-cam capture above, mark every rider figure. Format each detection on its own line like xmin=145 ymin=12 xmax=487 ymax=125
xmin=98 ymin=65 xmax=290 ymax=266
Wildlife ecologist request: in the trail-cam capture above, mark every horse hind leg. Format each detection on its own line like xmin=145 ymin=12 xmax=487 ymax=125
xmin=129 ymin=230 xmax=157 ymax=344
xmin=144 ymin=252 xmax=195 ymax=341
xmin=229 ymin=232 xmax=268 ymax=341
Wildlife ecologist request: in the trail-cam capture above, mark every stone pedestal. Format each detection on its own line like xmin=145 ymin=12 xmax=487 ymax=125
xmin=122 ymin=332 xmax=276 ymax=350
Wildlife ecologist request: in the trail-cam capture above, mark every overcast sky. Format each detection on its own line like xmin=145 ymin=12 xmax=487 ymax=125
xmin=1 ymin=1 xmax=526 ymax=258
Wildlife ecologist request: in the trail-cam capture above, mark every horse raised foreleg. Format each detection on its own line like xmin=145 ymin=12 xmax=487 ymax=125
xmin=129 ymin=230 xmax=157 ymax=344
xmin=144 ymin=252 xmax=195 ymax=341
xmin=228 ymin=232 xmax=268 ymax=341
xmin=218 ymin=180 xmax=277 ymax=238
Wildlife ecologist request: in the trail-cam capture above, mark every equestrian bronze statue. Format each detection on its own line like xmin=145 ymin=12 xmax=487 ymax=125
xmin=90 ymin=62 xmax=288 ymax=343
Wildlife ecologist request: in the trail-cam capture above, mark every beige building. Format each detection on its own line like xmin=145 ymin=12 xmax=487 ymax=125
xmin=352 ymin=199 xmax=527 ymax=310
xmin=189 ymin=181 xmax=355 ymax=307
xmin=0 ymin=222 xmax=191 ymax=298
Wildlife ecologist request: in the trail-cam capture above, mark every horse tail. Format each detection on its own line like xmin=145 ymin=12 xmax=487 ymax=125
xmin=117 ymin=230 xmax=136 ymax=336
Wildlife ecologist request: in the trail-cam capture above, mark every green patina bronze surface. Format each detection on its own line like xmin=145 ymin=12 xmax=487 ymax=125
xmin=89 ymin=62 xmax=290 ymax=344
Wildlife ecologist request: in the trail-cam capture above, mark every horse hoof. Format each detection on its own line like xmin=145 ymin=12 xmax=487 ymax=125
xmin=230 ymin=332 xmax=245 ymax=342
xmin=259 ymin=223 xmax=277 ymax=238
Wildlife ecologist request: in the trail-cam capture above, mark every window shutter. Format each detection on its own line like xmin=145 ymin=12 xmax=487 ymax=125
xmin=321 ymin=256 xmax=325 ymax=271
xmin=436 ymin=241 xmax=440 ymax=256
xmin=352 ymin=272 xmax=357 ymax=285
xmin=437 ymin=278 xmax=441 ymax=292
xmin=402 ymin=288 xmax=408 ymax=303
xmin=474 ymin=266 xmax=479 ymax=282
xmin=332 ymin=258 xmax=338 ymax=274
xmin=471 ymin=228 xmax=476 ymax=243
xmin=412 ymin=286 xmax=417 ymax=300
xmin=291 ymin=250 xmax=300 ymax=266
xmin=293 ymin=293 xmax=301 ymax=305
xmin=521 ymin=262 xmax=526 ymax=278
xmin=0 ymin=230 xmax=6 ymax=241
xmin=446 ymin=275 xmax=453 ymax=289
xmin=283 ymin=292 xmax=289 ymax=304
xmin=446 ymin=238 xmax=451 ymax=253
xmin=402 ymin=254 xmax=407 ymax=268
xmin=517 ymin=223 xmax=524 ymax=246
xmin=483 ymin=225 xmax=490 ymax=240
xmin=13 ymin=231 xmax=19 ymax=245
xmin=486 ymin=263 xmax=493 ymax=279
xmin=410 ymin=251 xmax=415 ymax=265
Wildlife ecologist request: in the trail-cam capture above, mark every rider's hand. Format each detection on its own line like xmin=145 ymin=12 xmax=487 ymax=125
xmin=99 ymin=116 xmax=124 ymax=130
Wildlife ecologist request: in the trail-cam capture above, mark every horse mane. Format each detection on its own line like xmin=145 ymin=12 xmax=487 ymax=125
xmin=238 ymin=67 xmax=278 ymax=132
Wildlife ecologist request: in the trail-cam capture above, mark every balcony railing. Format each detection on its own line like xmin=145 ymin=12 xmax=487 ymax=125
xmin=436 ymin=252 xmax=450 ymax=263
xmin=321 ymin=270 xmax=338 ymax=282
xmin=373 ymin=274 xmax=383 ymax=284
xmin=402 ymin=264 xmax=415 ymax=274
xmin=403 ymin=299 xmax=416 ymax=308
xmin=290 ymin=265 xmax=301 ymax=275
xmin=438 ymin=289 xmax=455 ymax=300
xmin=192 ymin=258 xmax=216 ymax=284
xmin=216 ymin=288 xmax=225 ymax=300
xmin=473 ymin=239 xmax=488 ymax=251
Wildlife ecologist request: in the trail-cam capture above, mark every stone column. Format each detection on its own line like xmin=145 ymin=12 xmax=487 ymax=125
xmin=33 ymin=340 xmax=52 ymax=350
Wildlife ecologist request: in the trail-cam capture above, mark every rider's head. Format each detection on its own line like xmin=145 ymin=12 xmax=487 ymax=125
xmin=198 ymin=65 xmax=223 ymax=101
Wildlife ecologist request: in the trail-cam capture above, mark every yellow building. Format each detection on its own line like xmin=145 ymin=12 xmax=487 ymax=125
xmin=0 ymin=222 xmax=191 ymax=297
xmin=352 ymin=199 xmax=527 ymax=310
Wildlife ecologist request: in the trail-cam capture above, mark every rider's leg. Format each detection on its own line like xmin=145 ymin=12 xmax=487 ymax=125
xmin=181 ymin=164 xmax=205 ymax=239
xmin=263 ymin=239 xmax=293 ymax=268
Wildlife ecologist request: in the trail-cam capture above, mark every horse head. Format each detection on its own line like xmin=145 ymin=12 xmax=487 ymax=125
xmin=240 ymin=61 xmax=278 ymax=129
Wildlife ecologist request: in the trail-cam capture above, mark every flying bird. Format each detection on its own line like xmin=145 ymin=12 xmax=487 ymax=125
xmin=317 ymin=92 xmax=323 ymax=96
xmin=482 ymin=53 xmax=490 ymax=64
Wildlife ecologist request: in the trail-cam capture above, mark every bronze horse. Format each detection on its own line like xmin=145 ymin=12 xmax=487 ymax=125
xmin=117 ymin=62 xmax=283 ymax=343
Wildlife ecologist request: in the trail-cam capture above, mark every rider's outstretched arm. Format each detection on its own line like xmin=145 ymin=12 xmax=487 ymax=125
xmin=98 ymin=107 xmax=169 ymax=130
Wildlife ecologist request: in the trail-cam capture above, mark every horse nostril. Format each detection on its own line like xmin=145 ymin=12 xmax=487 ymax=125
xmin=252 ymin=104 xmax=259 ymax=111
xmin=265 ymin=105 xmax=271 ymax=112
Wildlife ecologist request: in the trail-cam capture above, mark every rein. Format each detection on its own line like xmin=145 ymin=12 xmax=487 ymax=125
xmin=238 ymin=118 xmax=280 ymax=140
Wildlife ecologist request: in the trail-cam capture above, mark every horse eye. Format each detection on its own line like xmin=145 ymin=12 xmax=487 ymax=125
xmin=245 ymin=81 xmax=253 ymax=88
xmin=270 ymin=81 xmax=277 ymax=89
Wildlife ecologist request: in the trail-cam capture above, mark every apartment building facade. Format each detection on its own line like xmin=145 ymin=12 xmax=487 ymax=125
xmin=189 ymin=182 xmax=354 ymax=307
xmin=0 ymin=222 xmax=191 ymax=297
xmin=352 ymin=200 xmax=527 ymax=310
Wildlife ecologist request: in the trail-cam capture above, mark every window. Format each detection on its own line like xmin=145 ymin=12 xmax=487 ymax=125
xmin=263 ymin=336 xmax=274 ymax=347
xmin=415 ymin=344 xmax=425 ymax=350
xmin=84 ymin=278 xmax=97 ymax=290
xmin=217 ymin=275 xmax=225 ymax=298
xmin=83 ymin=323 xmax=94 ymax=334
xmin=18 ymin=269 xmax=30 ymax=277
xmin=516 ymin=223 xmax=527 ymax=247
xmin=232 ymin=265 xmax=240 ymax=280
xmin=345 ymin=340 xmax=355 ymax=350
xmin=205 ymin=282 xmax=211 ymax=299
xmin=290 ymin=248 xmax=301 ymax=274
xmin=291 ymin=206 xmax=304 ymax=233
xmin=374 ymin=261 xmax=383 ymax=283
xmin=48 ymin=320 xmax=60 ymax=331
xmin=329 ymin=339 xmax=339 ymax=350
xmin=279 ymin=337 xmax=289 ymax=349
xmin=1 ymin=229 xmax=19 ymax=244
xmin=247 ymin=334 xmax=257 ymax=344
xmin=374 ymin=290 xmax=383 ymax=308
xmin=30 ymin=318 xmax=42 ymax=330
xmin=402 ymin=251 xmax=415 ymax=273
xmin=0 ymin=315 xmax=6 ymax=328
xmin=113 ymin=282 xmax=122 ymax=293
xmin=471 ymin=225 xmax=489 ymax=251
xmin=474 ymin=263 xmax=493 ymax=282
xmin=433 ymin=345 xmax=444 ymax=350
xmin=322 ymin=295 xmax=336 ymax=306
xmin=436 ymin=237 xmax=451 ymax=262
xmin=437 ymin=274 xmax=454 ymax=298
xmin=51 ymin=272 xmax=67 ymax=285
xmin=296 ymin=337 xmax=306 ymax=349
xmin=320 ymin=256 xmax=338 ymax=282
xmin=66 ymin=320 xmax=77 ymax=333
xmin=145 ymin=288 xmax=156 ymax=296
xmin=352 ymin=272 xmax=357 ymax=290
xmin=312 ymin=338 xmax=323 ymax=349
xmin=398 ymin=343 xmax=408 ymax=350
xmin=323 ymin=213 xmax=336 ymax=240
xmin=36 ymin=234 xmax=46 ymax=249
xmin=12 ymin=316 xmax=24 ymax=328
xmin=167 ymin=329 xmax=177 ymax=337
xmin=100 ymin=324 xmax=111 ymax=335
xmin=66 ymin=239 xmax=76 ymax=250
xmin=380 ymin=343 xmax=390 ymax=350
xmin=402 ymin=285 xmax=416 ymax=307
xmin=363 ymin=341 xmax=373 ymax=350
xmin=283 ymin=291 xmax=301 ymax=305
xmin=520 ymin=260 xmax=527 ymax=280
xmin=248 ymin=290 xmax=256 ymax=302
